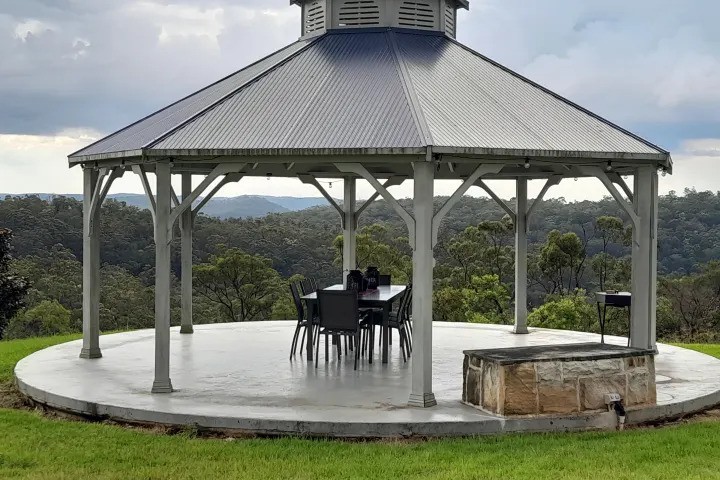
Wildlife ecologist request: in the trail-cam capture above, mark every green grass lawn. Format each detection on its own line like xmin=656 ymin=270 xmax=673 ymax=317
xmin=1 ymin=336 xmax=720 ymax=479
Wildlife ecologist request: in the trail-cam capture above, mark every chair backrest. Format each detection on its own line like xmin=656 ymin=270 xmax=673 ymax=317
xmin=399 ymin=285 xmax=413 ymax=323
xmin=317 ymin=290 xmax=359 ymax=332
xmin=378 ymin=274 xmax=391 ymax=286
xmin=308 ymin=277 xmax=318 ymax=291
xmin=289 ymin=282 xmax=304 ymax=322
xmin=300 ymin=278 xmax=314 ymax=296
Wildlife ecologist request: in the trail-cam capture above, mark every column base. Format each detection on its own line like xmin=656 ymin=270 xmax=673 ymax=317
xmin=179 ymin=325 xmax=194 ymax=334
xmin=151 ymin=379 xmax=174 ymax=394
xmin=408 ymin=392 xmax=437 ymax=408
xmin=79 ymin=347 xmax=102 ymax=359
xmin=513 ymin=325 xmax=529 ymax=334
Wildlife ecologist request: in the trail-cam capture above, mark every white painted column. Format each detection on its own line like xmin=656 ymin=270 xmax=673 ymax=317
xmin=630 ymin=167 xmax=658 ymax=350
xmin=80 ymin=167 xmax=102 ymax=359
xmin=342 ymin=177 xmax=357 ymax=288
xmin=409 ymin=161 xmax=437 ymax=408
xmin=180 ymin=173 xmax=194 ymax=334
xmin=514 ymin=177 xmax=529 ymax=334
xmin=152 ymin=162 xmax=173 ymax=393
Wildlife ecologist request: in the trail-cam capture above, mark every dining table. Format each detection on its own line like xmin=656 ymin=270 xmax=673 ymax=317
xmin=301 ymin=284 xmax=407 ymax=364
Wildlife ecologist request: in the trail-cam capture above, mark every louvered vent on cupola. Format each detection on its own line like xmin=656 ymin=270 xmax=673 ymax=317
xmin=397 ymin=1 xmax=438 ymax=30
xmin=444 ymin=3 xmax=456 ymax=37
xmin=303 ymin=1 xmax=326 ymax=34
xmin=337 ymin=0 xmax=381 ymax=27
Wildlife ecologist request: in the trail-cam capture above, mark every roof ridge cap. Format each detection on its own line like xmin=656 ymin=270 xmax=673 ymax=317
xmin=142 ymin=35 xmax=324 ymax=151
xmin=387 ymin=30 xmax=434 ymax=148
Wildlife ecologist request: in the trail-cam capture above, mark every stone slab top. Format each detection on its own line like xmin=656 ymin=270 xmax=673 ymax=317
xmin=463 ymin=342 xmax=654 ymax=365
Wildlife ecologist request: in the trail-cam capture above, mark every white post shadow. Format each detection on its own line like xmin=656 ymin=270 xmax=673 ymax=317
xmin=631 ymin=167 xmax=658 ymax=350
xmin=408 ymin=161 xmax=437 ymax=408
xmin=342 ymin=177 xmax=357 ymax=287
xmin=80 ymin=167 xmax=102 ymax=359
xmin=514 ymin=178 xmax=529 ymax=334
xmin=152 ymin=162 xmax=173 ymax=393
xmin=180 ymin=173 xmax=194 ymax=334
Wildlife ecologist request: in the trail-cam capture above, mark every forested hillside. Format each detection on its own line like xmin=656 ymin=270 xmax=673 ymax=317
xmin=0 ymin=189 xmax=718 ymax=341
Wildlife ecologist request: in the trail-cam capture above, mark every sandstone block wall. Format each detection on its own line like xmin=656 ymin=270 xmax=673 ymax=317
xmin=463 ymin=354 xmax=656 ymax=416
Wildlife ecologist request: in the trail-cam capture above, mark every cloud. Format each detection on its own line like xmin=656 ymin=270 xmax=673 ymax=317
xmin=0 ymin=0 xmax=718 ymax=197
xmin=0 ymin=1 xmax=298 ymax=135
xmin=458 ymin=0 xmax=720 ymax=149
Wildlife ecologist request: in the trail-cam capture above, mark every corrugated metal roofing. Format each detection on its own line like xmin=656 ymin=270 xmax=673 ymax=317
xmin=70 ymin=29 xmax=668 ymax=162
xmin=153 ymin=33 xmax=422 ymax=151
xmin=71 ymin=39 xmax=314 ymax=157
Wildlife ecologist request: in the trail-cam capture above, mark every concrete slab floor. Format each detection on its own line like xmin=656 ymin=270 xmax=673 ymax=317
xmin=14 ymin=322 xmax=720 ymax=437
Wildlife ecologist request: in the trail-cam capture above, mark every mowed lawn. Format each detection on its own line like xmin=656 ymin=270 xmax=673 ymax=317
xmin=1 ymin=336 xmax=720 ymax=479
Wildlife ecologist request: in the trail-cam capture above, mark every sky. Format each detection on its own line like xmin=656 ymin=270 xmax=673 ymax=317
xmin=0 ymin=0 xmax=719 ymax=201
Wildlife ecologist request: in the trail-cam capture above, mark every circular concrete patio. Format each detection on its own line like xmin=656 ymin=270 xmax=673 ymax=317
xmin=14 ymin=322 xmax=720 ymax=437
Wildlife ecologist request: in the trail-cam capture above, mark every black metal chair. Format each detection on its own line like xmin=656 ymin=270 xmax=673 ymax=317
xmin=315 ymin=290 xmax=362 ymax=370
xmin=300 ymin=278 xmax=314 ymax=296
xmin=370 ymin=285 xmax=412 ymax=362
xmin=289 ymin=281 xmax=310 ymax=359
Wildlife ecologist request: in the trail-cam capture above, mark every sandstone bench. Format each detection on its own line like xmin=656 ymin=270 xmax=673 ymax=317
xmin=463 ymin=343 xmax=656 ymax=416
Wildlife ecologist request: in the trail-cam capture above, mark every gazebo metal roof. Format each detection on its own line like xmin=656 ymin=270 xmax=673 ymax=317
xmin=69 ymin=28 xmax=671 ymax=176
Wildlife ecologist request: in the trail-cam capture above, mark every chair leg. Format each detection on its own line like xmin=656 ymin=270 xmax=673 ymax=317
xmin=354 ymin=333 xmax=359 ymax=371
xmin=315 ymin=331 xmax=321 ymax=368
xmin=399 ymin=330 xmax=407 ymax=363
xmin=290 ymin=324 xmax=300 ymax=359
xmin=300 ymin=327 xmax=306 ymax=352
xmin=325 ymin=334 xmax=330 ymax=363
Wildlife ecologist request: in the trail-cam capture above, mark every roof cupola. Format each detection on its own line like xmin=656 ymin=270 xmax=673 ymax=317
xmin=292 ymin=0 xmax=469 ymax=38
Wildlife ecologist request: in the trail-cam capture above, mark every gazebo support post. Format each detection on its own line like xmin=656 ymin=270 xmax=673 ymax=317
xmin=80 ymin=167 xmax=102 ymax=359
xmin=180 ymin=173 xmax=194 ymax=334
xmin=342 ymin=177 xmax=357 ymax=288
xmin=514 ymin=177 xmax=529 ymax=334
xmin=408 ymin=161 xmax=437 ymax=408
xmin=152 ymin=161 xmax=173 ymax=393
xmin=630 ymin=167 xmax=658 ymax=350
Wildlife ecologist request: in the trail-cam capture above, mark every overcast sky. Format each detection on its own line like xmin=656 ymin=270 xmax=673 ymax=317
xmin=1 ymin=0 xmax=718 ymax=201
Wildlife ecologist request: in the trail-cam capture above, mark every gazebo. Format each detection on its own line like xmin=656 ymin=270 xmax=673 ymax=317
xmin=68 ymin=0 xmax=671 ymax=408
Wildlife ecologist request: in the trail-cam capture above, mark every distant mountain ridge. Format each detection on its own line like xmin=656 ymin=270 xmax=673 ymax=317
xmin=0 ymin=193 xmax=333 ymax=219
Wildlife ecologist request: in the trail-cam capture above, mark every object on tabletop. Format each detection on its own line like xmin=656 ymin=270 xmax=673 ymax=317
xmin=365 ymin=266 xmax=380 ymax=291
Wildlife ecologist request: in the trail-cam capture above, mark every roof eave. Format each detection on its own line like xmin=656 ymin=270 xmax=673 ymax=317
xmin=433 ymin=146 xmax=672 ymax=166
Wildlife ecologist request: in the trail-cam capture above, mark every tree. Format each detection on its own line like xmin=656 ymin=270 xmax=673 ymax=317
xmin=527 ymin=291 xmax=596 ymax=332
xmin=193 ymin=248 xmax=285 ymax=322
xmin=333 ymin=224 xmax=412 ymax=283
xmin=660 ymin=273 xmax=720 ymax=340
xmin=534 ymin=230 xmax=587 ymax=295
xmin=0 ymin=228 xmax=30 ymax=339
xmin=477 ymin=217 xmax=515 ymax=284
xmin=5 ymin=300 xmax=71 ymax=339
xmin=591 ymin=216 xmax=625 ymax=291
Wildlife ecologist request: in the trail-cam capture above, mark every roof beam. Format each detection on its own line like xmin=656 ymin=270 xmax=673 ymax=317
xmin=432 ymin=164 xmax=503 ymax=247
xmin=298 ymin=174 xmax=344 ymax=224
xmin=335 ymin=163 xmax=416 ymax=248
xmin=354 ymin=176 xmax=406 ymax=227
xmin=168 ymin=164 xmax=245 ymax=230
xmin=132 ymin=165 xmax=157 ymax=224
xmin=609 ymin=172 xmax=634 ymax=204
xmin=193 ymin=173 xmax=244 ymax=219
xmin=476 ymin=179 xmax=516 ymax=222
xmin=526 ymin=175 xmax=563 ymax=221
xmin=577 ymin=166 xmax=639 ymax=231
